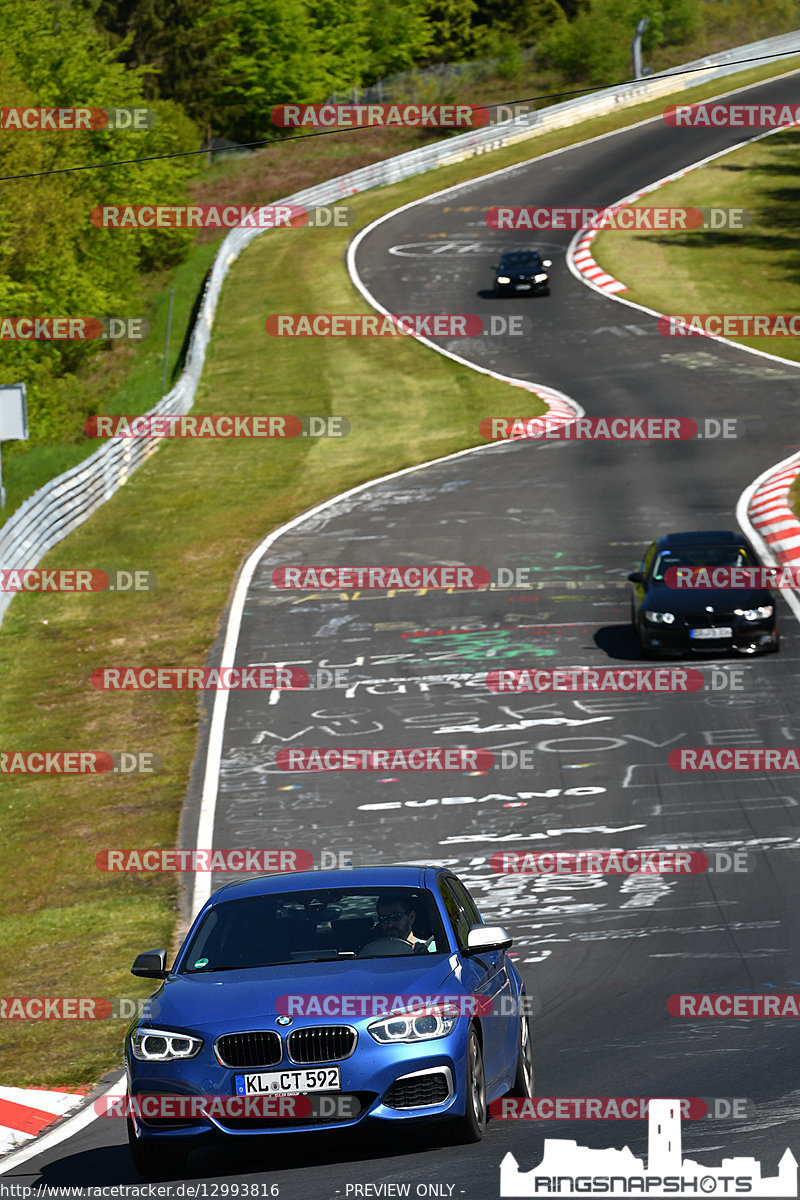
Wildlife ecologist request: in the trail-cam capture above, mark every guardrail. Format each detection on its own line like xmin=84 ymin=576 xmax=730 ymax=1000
xmin=1 ymin=27 xmax=799 ymax=623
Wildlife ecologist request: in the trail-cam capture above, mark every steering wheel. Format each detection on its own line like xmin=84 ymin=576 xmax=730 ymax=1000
xmin=357 ymin=937 xmax=415 ymax=957
xmin=413 ymin=935 xmax=436 ymax=955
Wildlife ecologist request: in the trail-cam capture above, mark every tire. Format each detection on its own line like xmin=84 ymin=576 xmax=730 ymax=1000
xmin=509 ymin=1010 xmax=535 ymax=1098
xmin=633 ymin=614 xmax=655 ymax=660
xmin=127 ymin=1117 xmax=188 ymax=1180
xmin=449 ymin=1027 xmax=487 ymax=1143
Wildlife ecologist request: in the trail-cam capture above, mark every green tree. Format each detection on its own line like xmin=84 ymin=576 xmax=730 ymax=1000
xmin=88 ymin=0 xmax=234 ymax=127
xmin=364 ymin=0 xmax=434 ymax=80
xmin=423 ymin=0 xmax=478 ymax=60
xmin=0 ymin=0 xmax=197 ymax=448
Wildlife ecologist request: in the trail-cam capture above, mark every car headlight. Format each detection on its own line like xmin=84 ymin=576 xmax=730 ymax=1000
xmin=130 ymin=1028 xmax=203 ymax=1061
xmin=496 ymin=276 xmax=511 ymax=284
xmin=534 ymin=273 xmax=549 ymax=282
xmin=368 ymin=1003 xmax=460 ymax=1044
xmin=644 ymin=610 xmax=676 ymax=625
xmin=734 ymin=605 xmax=773 ymax=620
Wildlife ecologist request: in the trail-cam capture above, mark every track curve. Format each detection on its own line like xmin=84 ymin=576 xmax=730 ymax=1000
xmin=6 ymin=69 xmax=800 ymax=1199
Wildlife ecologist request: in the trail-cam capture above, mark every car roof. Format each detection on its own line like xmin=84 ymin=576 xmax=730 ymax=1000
xmin=655 ymin=530 xmax=751 ymax=549
xmin=205 ymin=865 xmax=447 ymax=907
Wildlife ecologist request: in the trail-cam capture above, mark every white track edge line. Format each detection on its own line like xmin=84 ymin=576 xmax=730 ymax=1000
xmin=0 ymin=1074 xmax=125 ymax=1176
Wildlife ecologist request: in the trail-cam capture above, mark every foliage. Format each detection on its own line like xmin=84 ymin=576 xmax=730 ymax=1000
xmin=0 ymin=0 xmax=197 ymax=450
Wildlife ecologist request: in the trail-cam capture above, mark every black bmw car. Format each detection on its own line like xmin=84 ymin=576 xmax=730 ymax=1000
xmin=628 ymin=530 xmax=779 ymax=657
xmin=492 ymin=250 xmax=551 ymax=297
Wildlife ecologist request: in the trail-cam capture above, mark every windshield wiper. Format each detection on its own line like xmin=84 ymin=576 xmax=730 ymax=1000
xmin=288 ymin=950 xmax=357 ymax=962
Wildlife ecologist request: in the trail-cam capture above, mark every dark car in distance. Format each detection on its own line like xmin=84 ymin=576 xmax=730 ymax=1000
xmin=628 ymin=530 xmax=779 ymax=657
xmin=492 ymin=250 xmax=551 ymax=297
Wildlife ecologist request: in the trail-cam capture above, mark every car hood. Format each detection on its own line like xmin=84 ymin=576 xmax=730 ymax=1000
xmin=141 ymin=956 xmax=460 ymax=1032
xmin=640 ymin=583 xmax=772 ymax=612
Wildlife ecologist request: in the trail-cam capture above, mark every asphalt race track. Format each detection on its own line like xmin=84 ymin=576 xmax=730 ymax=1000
xmin=7 ymin=70 xmax=800 ymax=1199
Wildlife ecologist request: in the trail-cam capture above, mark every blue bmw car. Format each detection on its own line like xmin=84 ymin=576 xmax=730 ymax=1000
xmin=125 ymin=865 xmax=534 ymax=1177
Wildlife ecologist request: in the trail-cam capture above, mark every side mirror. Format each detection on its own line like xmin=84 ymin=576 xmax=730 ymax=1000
xmin=131 ymin=949 xmax=169 ymax=979
xmin=542 ymin=259 xmax=552 ymax=268
xmin=464 ymin=924 xmax=513 ymax=955
xmin=627 ymin=571 xmax=644 ymax=584
xmin=491 ymin=263 xmax=499 ymax=270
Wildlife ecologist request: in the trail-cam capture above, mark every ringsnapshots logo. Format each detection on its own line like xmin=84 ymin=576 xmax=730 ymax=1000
xmin=480 ymin=417 xmax=737 ymax=440
xmin=499 ymin=1098 xmax=795 ymax=1197
xmin=486 ymin=206 xmax=748 ymax=231
xmin=271 ymin=102 xmax=490 ymax=128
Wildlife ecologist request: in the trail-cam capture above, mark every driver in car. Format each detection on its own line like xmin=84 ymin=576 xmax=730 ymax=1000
xmin=375 ymin=893 xmax=424 ymax=947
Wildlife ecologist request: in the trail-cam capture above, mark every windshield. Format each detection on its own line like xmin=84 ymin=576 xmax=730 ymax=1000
xmin=178 ymin=887 xmax=449 ymax=972
xmin=500 ymin=252 xmax=541 ymax=268
xmin=651 ymin=544 xmax=754 ymax=582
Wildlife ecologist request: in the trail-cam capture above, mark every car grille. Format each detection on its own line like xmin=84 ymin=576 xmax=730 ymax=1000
xmin=216 ymin=1030 xmax=282 ymax=1068
xmin=384 ymin=1071 xmax=450 ymax=1109
xmin=287 ymin=1026 xmax=356 ymax=1063
xmin=683 ymin=610 xmax=734 ymax=627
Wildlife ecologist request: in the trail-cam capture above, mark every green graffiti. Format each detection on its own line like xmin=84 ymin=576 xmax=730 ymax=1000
xmin=403 ymin=628 xmax=557 ymax=665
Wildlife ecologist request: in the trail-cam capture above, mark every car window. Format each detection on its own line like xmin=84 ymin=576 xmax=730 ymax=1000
xmin=652 ymin=545 xmax=754 ymax=582
xmin=446 ymin=877 xmax=483 ymax=928
xmin=438 ymin=879 xmax=472 ymax=948
xmin=178 ymin=887 xmax=448 ymax=971
xmin=501 ymin=253 xmax=540 ymax=267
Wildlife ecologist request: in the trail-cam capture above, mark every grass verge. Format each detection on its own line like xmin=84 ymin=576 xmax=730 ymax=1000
xmin=592 ymin=126 xmax=800 ymax=362
xmin=3 ymin=48 xmax=800 ymax=524
xmin=591 ymin=122 xmax=800 ymax=523
xmin=3 ymin=54 xmax=800 ymax=1088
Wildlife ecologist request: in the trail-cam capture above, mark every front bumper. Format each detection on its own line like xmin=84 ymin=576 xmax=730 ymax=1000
xmin=495 ymin=278 xmax=548 ymax=295
xmin=639 ymin=619 xmax=777 ymax=655
xmin=126 ymin=1039 xmax=467 ymax=1145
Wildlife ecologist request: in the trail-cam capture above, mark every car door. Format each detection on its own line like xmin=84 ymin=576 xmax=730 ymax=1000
xmin=438 ymin=877 xmax=515 ymax=1091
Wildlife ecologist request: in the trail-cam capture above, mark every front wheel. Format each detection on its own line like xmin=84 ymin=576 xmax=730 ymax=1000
xmin=449 ymin=1028 xmax=487 ymax=1143
xmin=509 ymin=1011 xmax=535 ymax=1098
xmin=127 ymin=1117 xmax=187 ymax=1180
